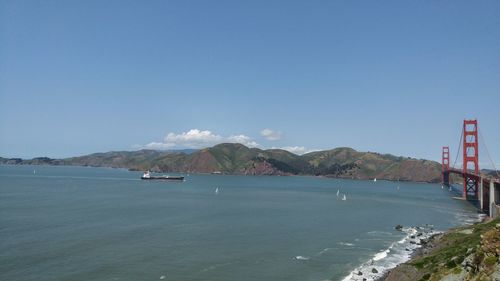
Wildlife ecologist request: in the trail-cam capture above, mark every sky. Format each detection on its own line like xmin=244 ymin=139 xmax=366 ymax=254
xmin=1 ymin=0 xmax=499 ymax=168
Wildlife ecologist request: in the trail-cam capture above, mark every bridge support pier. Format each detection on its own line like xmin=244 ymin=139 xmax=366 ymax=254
xmin=490 ymin=181 xmax=497 ymax=218
xmin=479 ymin=178 xmax=484 ymax=211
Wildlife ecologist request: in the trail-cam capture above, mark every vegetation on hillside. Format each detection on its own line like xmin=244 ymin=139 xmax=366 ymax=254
xmin=0 ymin=143 xmax=444 ymax=182
xmin=386 ymin=218 xmax=500 ymax=281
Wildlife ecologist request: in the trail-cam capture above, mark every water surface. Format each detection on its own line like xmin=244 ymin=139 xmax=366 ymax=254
xmin=0 ymin=165 xmax=479 ymax=281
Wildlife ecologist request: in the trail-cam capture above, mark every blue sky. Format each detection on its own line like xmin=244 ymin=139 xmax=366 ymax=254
xmin=1 ymin=0 xmax=499 ymax=168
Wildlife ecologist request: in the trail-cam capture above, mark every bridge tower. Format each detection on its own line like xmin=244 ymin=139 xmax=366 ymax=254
xmin=462 ymin=119 xmax=479 ymax=199
xmin=442 ymin=146 xmax=450 ymax=185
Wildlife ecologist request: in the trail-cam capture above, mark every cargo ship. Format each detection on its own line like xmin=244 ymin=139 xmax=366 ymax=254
xmin=141 ymin=171 xmax=184 ymax=181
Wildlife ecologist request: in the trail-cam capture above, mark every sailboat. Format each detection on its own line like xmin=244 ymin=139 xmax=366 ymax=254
xmin=373 ymin=178 xmax=377 ymax=182
xmin=342 ymin=194 xmax=347 ymax=201
xmin=337 ymin=189 xmax=340 ymax=197
xmin=215 ymin=187 xmax=219 ymax=195
xmin=397 ymin=185 xmax=400 ymax=190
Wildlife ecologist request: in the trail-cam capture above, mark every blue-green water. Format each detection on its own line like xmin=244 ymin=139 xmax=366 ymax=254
xmin=0 ymin=165 xmax=479 ymax=281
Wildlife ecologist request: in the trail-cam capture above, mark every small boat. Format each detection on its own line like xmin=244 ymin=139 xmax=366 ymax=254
xmin=342 ymin=194 xmax=347 ymax=201
xmin=215 ymin=187 xmax=219 ymax=194
xmin=141 ymin=171 xmax=184 ymax=181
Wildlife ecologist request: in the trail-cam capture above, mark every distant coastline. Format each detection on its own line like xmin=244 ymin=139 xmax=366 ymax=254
xmin=6 ymin=143 xmax=496 ymax=183
xmin=1 ymin=143 xmax=444 ymax=183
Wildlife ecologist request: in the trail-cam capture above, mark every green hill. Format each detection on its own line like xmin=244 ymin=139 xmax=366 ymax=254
xmin=0 ymin=143 xmax=444 ymax=182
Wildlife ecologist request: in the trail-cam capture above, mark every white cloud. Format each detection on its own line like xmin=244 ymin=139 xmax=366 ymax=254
xmin=280 ymin=146 xmax=307 ymax=155
xmin=138 ymin=129 xmax=259 ymax=149
xmin=164 ymin=129 xmax=223 ymax=148
xmin=274 ymin=146 xmax=319 ymax=155
xmin=141 ymin=142 xmax=175 ymax=150
xmin=227 ymin=134 xmax=259 ymax=147
xmin=260 ymin=128 xmax=282 ymax=141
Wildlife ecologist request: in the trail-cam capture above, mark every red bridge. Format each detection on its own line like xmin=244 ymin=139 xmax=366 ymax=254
xmin=442 ymin=119 xmax=500 ymax=218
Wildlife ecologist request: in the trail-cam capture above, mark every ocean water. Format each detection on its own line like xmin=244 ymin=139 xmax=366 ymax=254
xmin=0 ymin=165 xmax=480 ymax=281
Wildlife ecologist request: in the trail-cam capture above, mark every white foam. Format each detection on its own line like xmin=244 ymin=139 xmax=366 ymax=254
xmin=339 ymin=242 xmax=355 ymax=246
xmin=367 ymin=231 xmax=393 ymax=236
xmin=160 ymin=275 xmax=165 ymax=279
xmin=294 ymin=255 xmax=310 ymax=260
xmin=316 ymin=247 xmax=335 ymax=256
xmin=373 ymin=249 xmax=389 ymax=261
xmin=341 ymin=272 xmax=355 ymax=281
xmin=341 ymin=225 xmax=439 ymax=281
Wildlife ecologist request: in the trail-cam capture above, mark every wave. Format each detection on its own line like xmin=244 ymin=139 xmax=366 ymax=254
xmin=294 ymin=255 xmax=310 ymax=261
xmin=372 ymin=249 xmax=389 ymax=261
xmin=341 ymin=225 xmax=439 ymax=281
xmin=366 ymin=231 xmax=393 ymax=236
xmin=316 ymin=247 xmax=336 ymax=256
xmin=454 ymin=212 xmax=484 ymax=225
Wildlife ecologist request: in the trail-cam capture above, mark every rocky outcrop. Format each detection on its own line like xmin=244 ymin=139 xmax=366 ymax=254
xmin=384 ymin=219 xmax=500 ymax=281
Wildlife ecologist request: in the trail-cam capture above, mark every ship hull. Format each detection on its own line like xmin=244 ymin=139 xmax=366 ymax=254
xmin=141 ymin=176 xmax=184 ymax=181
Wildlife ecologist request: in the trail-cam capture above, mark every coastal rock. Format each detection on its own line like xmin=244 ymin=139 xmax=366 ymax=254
xmin=395 ymin=224 xmax=403 ymax=231
xmin=440 ymin=269 xmax=467 ymax=281
xmin=459 ymin=229 xmax=473 ymax=235
xmin=372 ymin=268 xmax=378 ymax=273
xmin=461 ymin=253 xmax=476 ymax=272
xmin=385 ymin=219 xmax=500 ymax=281
xmin=385 ymin=264 xmax=422 ymax=281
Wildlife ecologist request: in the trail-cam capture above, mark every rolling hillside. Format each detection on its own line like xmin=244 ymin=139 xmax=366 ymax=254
xmin=1 ymin=143 xmax=443 ymax=182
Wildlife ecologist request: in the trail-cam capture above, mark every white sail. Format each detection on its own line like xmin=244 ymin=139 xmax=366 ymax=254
xmin=337 ymin=189 xmax=340 ymax=197
xmin=342 ymin=194 xmax=346 ymax=201
xmin=215 ymin=187 xmax=219 ymax=194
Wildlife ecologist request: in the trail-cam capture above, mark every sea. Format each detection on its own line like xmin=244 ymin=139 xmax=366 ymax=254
xmin=0 ymin=165 xmax=481 ymax=281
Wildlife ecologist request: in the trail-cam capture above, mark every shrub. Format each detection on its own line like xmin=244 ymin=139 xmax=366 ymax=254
xmin=446 ymin=259 xmax=456 ymax=268
xmin=484 ymin=255 xmax=497 ymax=267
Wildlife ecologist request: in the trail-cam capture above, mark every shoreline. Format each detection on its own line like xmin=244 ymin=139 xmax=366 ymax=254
xmin=0 ymin=163 xmax=442 ymax=184
xmin=379 ymin=216 xmax=498 ymax=281
xmin=374 ymin=232 xmax=444 ymax=281
xmin=341 ymin=224 xmax=444 ymax=281
xmin=344 ymin=213 xmax=487 ymax=281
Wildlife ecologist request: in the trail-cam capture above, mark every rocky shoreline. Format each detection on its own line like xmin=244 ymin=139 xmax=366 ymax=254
xmin=380 ymin=217 xmax=500 ymax=281
xmin=344 ymin=224 xmax=440 ymax=281
xmin=374 ymin=232 xmax=443 ymax=281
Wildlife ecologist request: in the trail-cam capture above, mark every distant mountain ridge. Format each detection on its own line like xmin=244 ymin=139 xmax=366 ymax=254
xmin=0 ymin=143 xmax=445 ymax=182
